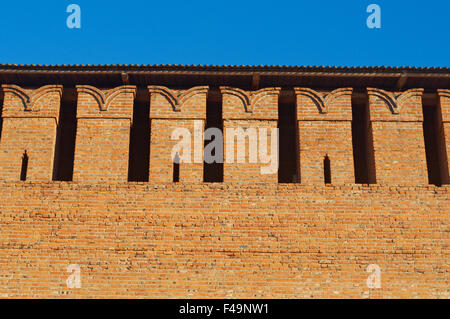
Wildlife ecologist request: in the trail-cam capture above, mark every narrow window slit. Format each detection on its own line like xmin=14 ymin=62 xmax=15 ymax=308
xmin=20 ymin=151 xmax=29 ymax=181
xmin=324 ymin=154 xmax=331 ymax=184
xmin=173 ymin=153 xmax=180 ymax=183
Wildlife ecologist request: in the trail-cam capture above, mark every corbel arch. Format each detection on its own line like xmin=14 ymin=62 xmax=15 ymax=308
xmin=76 ymin=85 xmax=105 ymax=110
xmin=220 ymin=87 xmax=281 ymax=113
xmin=249 ymin=87 xmax=281 ymax=113
xmin=220 ymin=87 xmax=250 ymax=112
xmin=148 ymin=86 xmax=208 ymax=112
xmin=76 ymin=85 xmax=136 ymax=111
xmin=30 ymin=85 xmax=63 ymax=110
xmin=104 ymin=86 xmax=136 ymax=110
xmin=1 ymin=84 xmax=31 ymax=110
xmin=367 ymin=88 xmax=424 ymax=114
xmin=1 ymin=84 xmax=63 ymax=111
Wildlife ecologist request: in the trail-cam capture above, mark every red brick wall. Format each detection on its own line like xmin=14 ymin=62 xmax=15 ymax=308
xmin=0 ymin=182 xmax=447 ymax=298
xmin=149 ymin=86 xmax=207 ymax=183
xmin=0 ymin=85 xmax=62 ymax=181
xmin=368 ymin=88 xmax=428 ymax=185
xmin=0 ymin=83 xmax=449 ymax=299
xmin=221 ymin=87 xmax=280 ymax=183
xmin=73 ymin=85 xmax=136 ymax=183
xmin=295 ymin=88 xmax=354 ymax=184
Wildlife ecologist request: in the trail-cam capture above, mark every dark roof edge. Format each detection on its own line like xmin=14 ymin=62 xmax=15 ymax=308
xmin=0 ymin=63 xmax=449 ymax=76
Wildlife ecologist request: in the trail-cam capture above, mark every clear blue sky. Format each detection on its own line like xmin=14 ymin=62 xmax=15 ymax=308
xmin=0 ymin=0 xmax=448 ymax=67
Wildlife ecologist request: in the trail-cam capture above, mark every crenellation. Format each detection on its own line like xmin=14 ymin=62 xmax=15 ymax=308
xmin=149 ymin=85 xmax=208 ymax=182
xmin=0 ymin=84 xmax=63 ymax=181
xmin=295 ymin=87 xmax=355 ymax=185
xmin=367 ymin=88 xmax=428 ymax=185
xmin=72 ymin=85 xmax=136 ymax=183
xmin=221 ymin=87 xmax=281 ymax=183
xmin=0 ymin=83 xmax=446 ymax=186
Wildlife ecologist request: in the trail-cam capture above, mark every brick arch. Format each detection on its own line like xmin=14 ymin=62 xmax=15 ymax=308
xmin=294 ymin=87 xmax=353 ymax=114
xmin=76 ymin=85 xmax=136 ymax=112
xmin=220 ymin=87 xmax=250 ymax=112
xmin=367 ymin=88 xmax=423 ymax=114
xmin=104 ymin=86 xmax=137 ymax=110
xmin=178 ymin=86 xmax=209 ymax=109
xmin=148 ymin=86 xmax=209 ymax=112
xmin=2 ymin=84 xmax=31 ymax=110
xmin=220 ymin=87 xmax=281 ymax=113
xmin=397 ymin=89 xmax=424 ymax=111
xmin=249 ymin=88 xmax=281 ymax=113
xmin=76 ymin=85 xmax=105 ymax=110
xmin=148 ymin=86 xmax=178 ymax=111
xmin=30 ymin=85 xmax=63 ymax=111
xmin=322 ymin=88 xmax=353 ymax=112
xmin=1 ymin=84 xmax=62 ymax=111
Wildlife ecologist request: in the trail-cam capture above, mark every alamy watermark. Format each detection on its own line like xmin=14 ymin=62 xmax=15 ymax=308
xmin=366 ymin=4 xmax=381 ymax=29
xmin=171 ymin=121 xmax=279 ymax=175
xmin=66 ymin=264 xmax=81 ymax=288
xmin=66 ymin=4 xmax=81 ymax=29
xmin=366 ymin=264 xmax=381 ymax=289
xmin=65 ymin=5 xmax=381 ymax=30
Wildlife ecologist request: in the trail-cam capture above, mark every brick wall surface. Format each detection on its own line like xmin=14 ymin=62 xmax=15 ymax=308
xmin=0 ymin=182 xmax=448 ymax=299
xmin=0 ymin=82 xmax=448 ymax=299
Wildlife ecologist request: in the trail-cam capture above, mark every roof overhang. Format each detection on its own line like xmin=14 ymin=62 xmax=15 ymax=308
xmin=0 ymin=64 xmax=449 ymax=91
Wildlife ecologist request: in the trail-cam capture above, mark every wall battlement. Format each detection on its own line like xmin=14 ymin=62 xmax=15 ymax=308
xmin=0 ymin=83 xmax=449 ymax=186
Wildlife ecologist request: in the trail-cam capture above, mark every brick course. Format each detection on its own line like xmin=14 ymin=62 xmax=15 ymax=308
xmin=0 ymin=182 xmax=447 ymax=298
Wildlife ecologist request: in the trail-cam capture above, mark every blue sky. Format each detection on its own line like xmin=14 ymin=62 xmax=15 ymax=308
xmin=0 ymin=0 xmax=448 ymax=67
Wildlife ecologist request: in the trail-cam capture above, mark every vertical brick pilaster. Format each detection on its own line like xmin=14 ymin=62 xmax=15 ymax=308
xmin=367 ymin=88 xmax=427 ymax=185
xmin=0 ymin=84 xmax=62 ymax=181
xmin=221 ymin=87 xmax=280 ymax=183
xmin=148 ymin=86 xmax=208 ymax=183
xmin=73 ymin=85 xmax=136 ymax=183
xmin=295 ymin=88 xmax=354 ymax=185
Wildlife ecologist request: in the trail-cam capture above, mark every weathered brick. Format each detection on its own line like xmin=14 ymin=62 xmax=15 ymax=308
xmin=367 ymin=88 xmax=428 ymax=185
xmin=0 ymin=85 xmax=62 ymax=181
